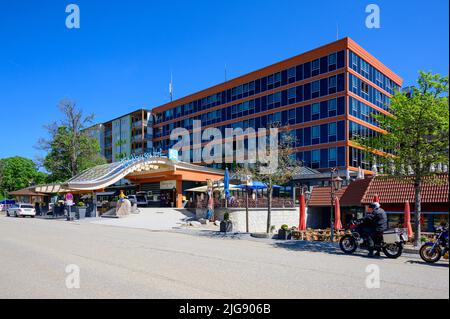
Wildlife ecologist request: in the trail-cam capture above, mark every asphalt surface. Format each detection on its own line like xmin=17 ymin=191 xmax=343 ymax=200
xmin=0 ymin=214 xmax=448 ymax=299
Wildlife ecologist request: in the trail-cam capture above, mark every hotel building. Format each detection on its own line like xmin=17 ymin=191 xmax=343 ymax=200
xmin=89 ymin=37 xmax=403 ymax=176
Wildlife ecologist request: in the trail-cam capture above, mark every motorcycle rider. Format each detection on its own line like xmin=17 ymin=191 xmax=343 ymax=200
xmin=362 ymin=202 xmax=388 ymax=257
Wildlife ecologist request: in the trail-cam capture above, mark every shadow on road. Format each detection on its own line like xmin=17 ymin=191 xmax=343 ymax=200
xmin=273 ymin=240 xmax=396 ymax=260
xmin=404 ymin=260 xmax=449 ymax=268
xmin=193 ymin=230 xmax=251 ymax=240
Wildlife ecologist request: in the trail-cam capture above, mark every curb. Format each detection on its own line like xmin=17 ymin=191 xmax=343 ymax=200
xmin=404 ymin=247 xmax=419 ymax=254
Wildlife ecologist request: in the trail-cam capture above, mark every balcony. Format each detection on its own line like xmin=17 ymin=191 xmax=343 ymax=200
xmin=132 ymin=134 xmax=143 ymax=142
xmin=132 ymin=120 xmax=148 ymax=128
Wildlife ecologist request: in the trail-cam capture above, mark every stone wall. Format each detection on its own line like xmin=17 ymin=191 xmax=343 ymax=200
xmin=213 ymin=207 xmax=300 ymax=233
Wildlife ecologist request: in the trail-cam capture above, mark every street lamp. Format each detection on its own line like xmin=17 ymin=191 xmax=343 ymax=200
xmin=239 ymin=174 xmax=251 ymax=233
xmin=330 ymin=168 xmax=343 ymax=242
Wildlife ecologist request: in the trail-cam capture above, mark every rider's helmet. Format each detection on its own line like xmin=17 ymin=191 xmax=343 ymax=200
xmin=369 ymin=202 xmax=380 ymax=209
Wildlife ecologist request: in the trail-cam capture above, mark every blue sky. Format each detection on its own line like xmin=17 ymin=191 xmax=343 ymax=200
xmin=0 ymin=0 xmax=448 ymax=161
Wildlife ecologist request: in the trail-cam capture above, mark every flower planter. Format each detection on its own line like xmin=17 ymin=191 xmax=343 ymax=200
xmin=220 ymin=221 xmax=233 ymax=233
xmin=77 ymin=207 xmax=87 ymax=219
xmin=278 ymin=229 xmax=292 ymax=240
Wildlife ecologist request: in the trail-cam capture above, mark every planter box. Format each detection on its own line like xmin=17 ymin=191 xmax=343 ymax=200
xmin=220 ymin=221 xmax=233 ymax=233
xmin=278 ymin=229 xmax=292 ymax=240
xmin=77 ymin=208 xmax=87 ymax=219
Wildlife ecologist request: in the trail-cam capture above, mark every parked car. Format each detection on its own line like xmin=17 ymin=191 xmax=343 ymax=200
xmin=136 ymin=192 xmax=149 ymax=207
xmin=6 ymin=203 xmax=36 ymax=218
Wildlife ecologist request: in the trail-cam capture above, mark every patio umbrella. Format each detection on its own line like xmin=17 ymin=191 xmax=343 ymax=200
xmin=224 ymin=168 xmax=230 ymax=200
xmin=334 ymin=196 xmax=342 ymax=230
xmin=404 ymin=201 xmax=413 ymax=238
xmin=235 ymin=181 xmax=281 ymax=190
xmin=299 ymin=192 xmax=307 ymax=230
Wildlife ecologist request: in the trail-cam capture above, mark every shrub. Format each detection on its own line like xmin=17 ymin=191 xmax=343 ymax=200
xmin=77 ymin=202 xmax=85 ymax=207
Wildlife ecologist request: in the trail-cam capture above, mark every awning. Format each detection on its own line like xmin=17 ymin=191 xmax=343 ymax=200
xmin=34 ymin=184 xmax=76 ymax=194
xmin=95 ymin=192 xmax=116 ymax=196
xmin=185 ymin=184 xmax=239 ymax=193
xmin=8 ymin=187 xmax=45 ymax=196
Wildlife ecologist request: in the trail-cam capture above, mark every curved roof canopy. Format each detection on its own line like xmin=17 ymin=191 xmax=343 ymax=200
xmin=65 ymin=156 xmax=224 ymax=191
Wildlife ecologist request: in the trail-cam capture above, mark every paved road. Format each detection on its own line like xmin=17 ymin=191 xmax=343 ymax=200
xmin=0 ymin=215 xmax=448 ymax=299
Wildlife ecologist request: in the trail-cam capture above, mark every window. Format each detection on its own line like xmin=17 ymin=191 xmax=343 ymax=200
xmin=274 ymin=72 xmax=281 ymax=84
xmin=361 ymin=60 xmax=369 ymax=76
xmin=328 ymin=122 xmax=337 ymax=136
xmin=328 ymin=53 xmax=337 ymax=66
xmin=376 ymin=91 xmax=383 ymax=104
xmin=329 ymin=76 xmax=337 ymax=89
xmin=361 ymin=81 xmax=369 ymax=95
xmin=352 ymin=53 xmax=358 ymax=69
xmin=328 ymin=99 xmax=337 ymax=113
xmin=312 ymin=150 xmax=320 ymax=163
xmin=288 ymin=67 xmax=296 ymax=79
xmin=311 ymin=150 xmax=320 ymax=168
xmin=352 ymin=76 xmax=358 ymax=90
xmin=351 ymin=98 xmax=358 ymax=114
xmin=312 ymin=59 xmax=320 ymax=71
xmin=375 ymin=71 xmax=383 ymax=85
xmin=312 ymin=125 xmax=320 ymax=139
xmin=329 ymin=148 xmax=337 ymax=161
xmin=273 ymin=92 xmax=281 ymax=103
xmin=288 ymin=87 xmax=296 ymax=100
xmin=312 ymin=103 xmax=320 ymax=116
xmin=311 ymin=81 xmax=320 ymax=94
xmin=288 ymin=108 xmax=296 ymax=122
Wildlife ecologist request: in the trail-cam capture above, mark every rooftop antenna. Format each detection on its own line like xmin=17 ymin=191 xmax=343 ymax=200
xmin=169 ymin=71 xmax=173 ymax=102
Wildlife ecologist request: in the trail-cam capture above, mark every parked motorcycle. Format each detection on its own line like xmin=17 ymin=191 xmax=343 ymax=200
xmin=419 ymin=225 xmax=449 ymax=263
xmin=339 ymin=219 xmax=408 ymax=259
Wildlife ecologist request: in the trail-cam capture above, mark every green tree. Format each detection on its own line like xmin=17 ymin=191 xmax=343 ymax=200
xmin=0 ymin=157 xmax=48 ymax=198
xmin=235 ymin=127 xmax=302 ymax=234
xmin=356 ymin=71 xmax=449 ymax=246
xmin=114 ymin=139 xmax=128 ymax=161
xmin=39 ymin=99 xmax=107 ymax=182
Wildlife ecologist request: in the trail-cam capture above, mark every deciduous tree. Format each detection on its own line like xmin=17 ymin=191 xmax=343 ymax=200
xmin=356 ymin=71 xmax=449 ymax=246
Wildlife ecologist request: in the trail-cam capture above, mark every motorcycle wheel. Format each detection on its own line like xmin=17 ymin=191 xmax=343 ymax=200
xmin=382 ymin=243 xmax=403 ymax=259
xmin=339 ymin=235 xmax=357 ymax=254
xmin=419 ymin=243 xmax=442 ymax=263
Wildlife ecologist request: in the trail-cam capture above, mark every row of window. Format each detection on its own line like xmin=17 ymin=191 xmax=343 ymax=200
xmin=295 ymin=146 xmax=346 ymax=169
xmin=349 ymin=74 xmax=391 ymax=111
xmin=155 ymin=74 xmax=346 ymax=138
xmin=348 ymin=121 xmax=393 ymax=154
xmin=349 ymin=50 xmax=400 ymax=95
xmin=155 ymin=119 xmax=346 ymax=154
xmin=156 ymin=96 xmax=345 ymax=141
xmin=156 ymin=51 xmax=346 ymax=123
xmin=349 ymin=146 xmax=383 ymax=171
xmin=349 ymin=97 xmax=383 ymax=127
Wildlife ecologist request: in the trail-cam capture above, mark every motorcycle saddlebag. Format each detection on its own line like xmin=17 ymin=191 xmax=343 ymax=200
xmin=383 ymin=229 xmax=401 ymax=244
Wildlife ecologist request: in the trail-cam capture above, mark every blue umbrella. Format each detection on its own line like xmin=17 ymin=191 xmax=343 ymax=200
xmin=235 ymin=181 xmax=281 ymax=190
xmin=224 ymin=167 xmax=230 ymax=199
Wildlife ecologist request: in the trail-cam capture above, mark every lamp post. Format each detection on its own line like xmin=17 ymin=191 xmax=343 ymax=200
xmin=330 ymin=168 xmax=343 ymax=242
xmin=239 ymin=174 xmax=251 ymax=233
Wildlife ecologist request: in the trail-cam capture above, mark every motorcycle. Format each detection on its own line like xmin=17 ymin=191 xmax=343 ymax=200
xmin=339 ymin=219 xmax=408 ymax=259
xmin=419 ymin=225 xmax=449 ymax=263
